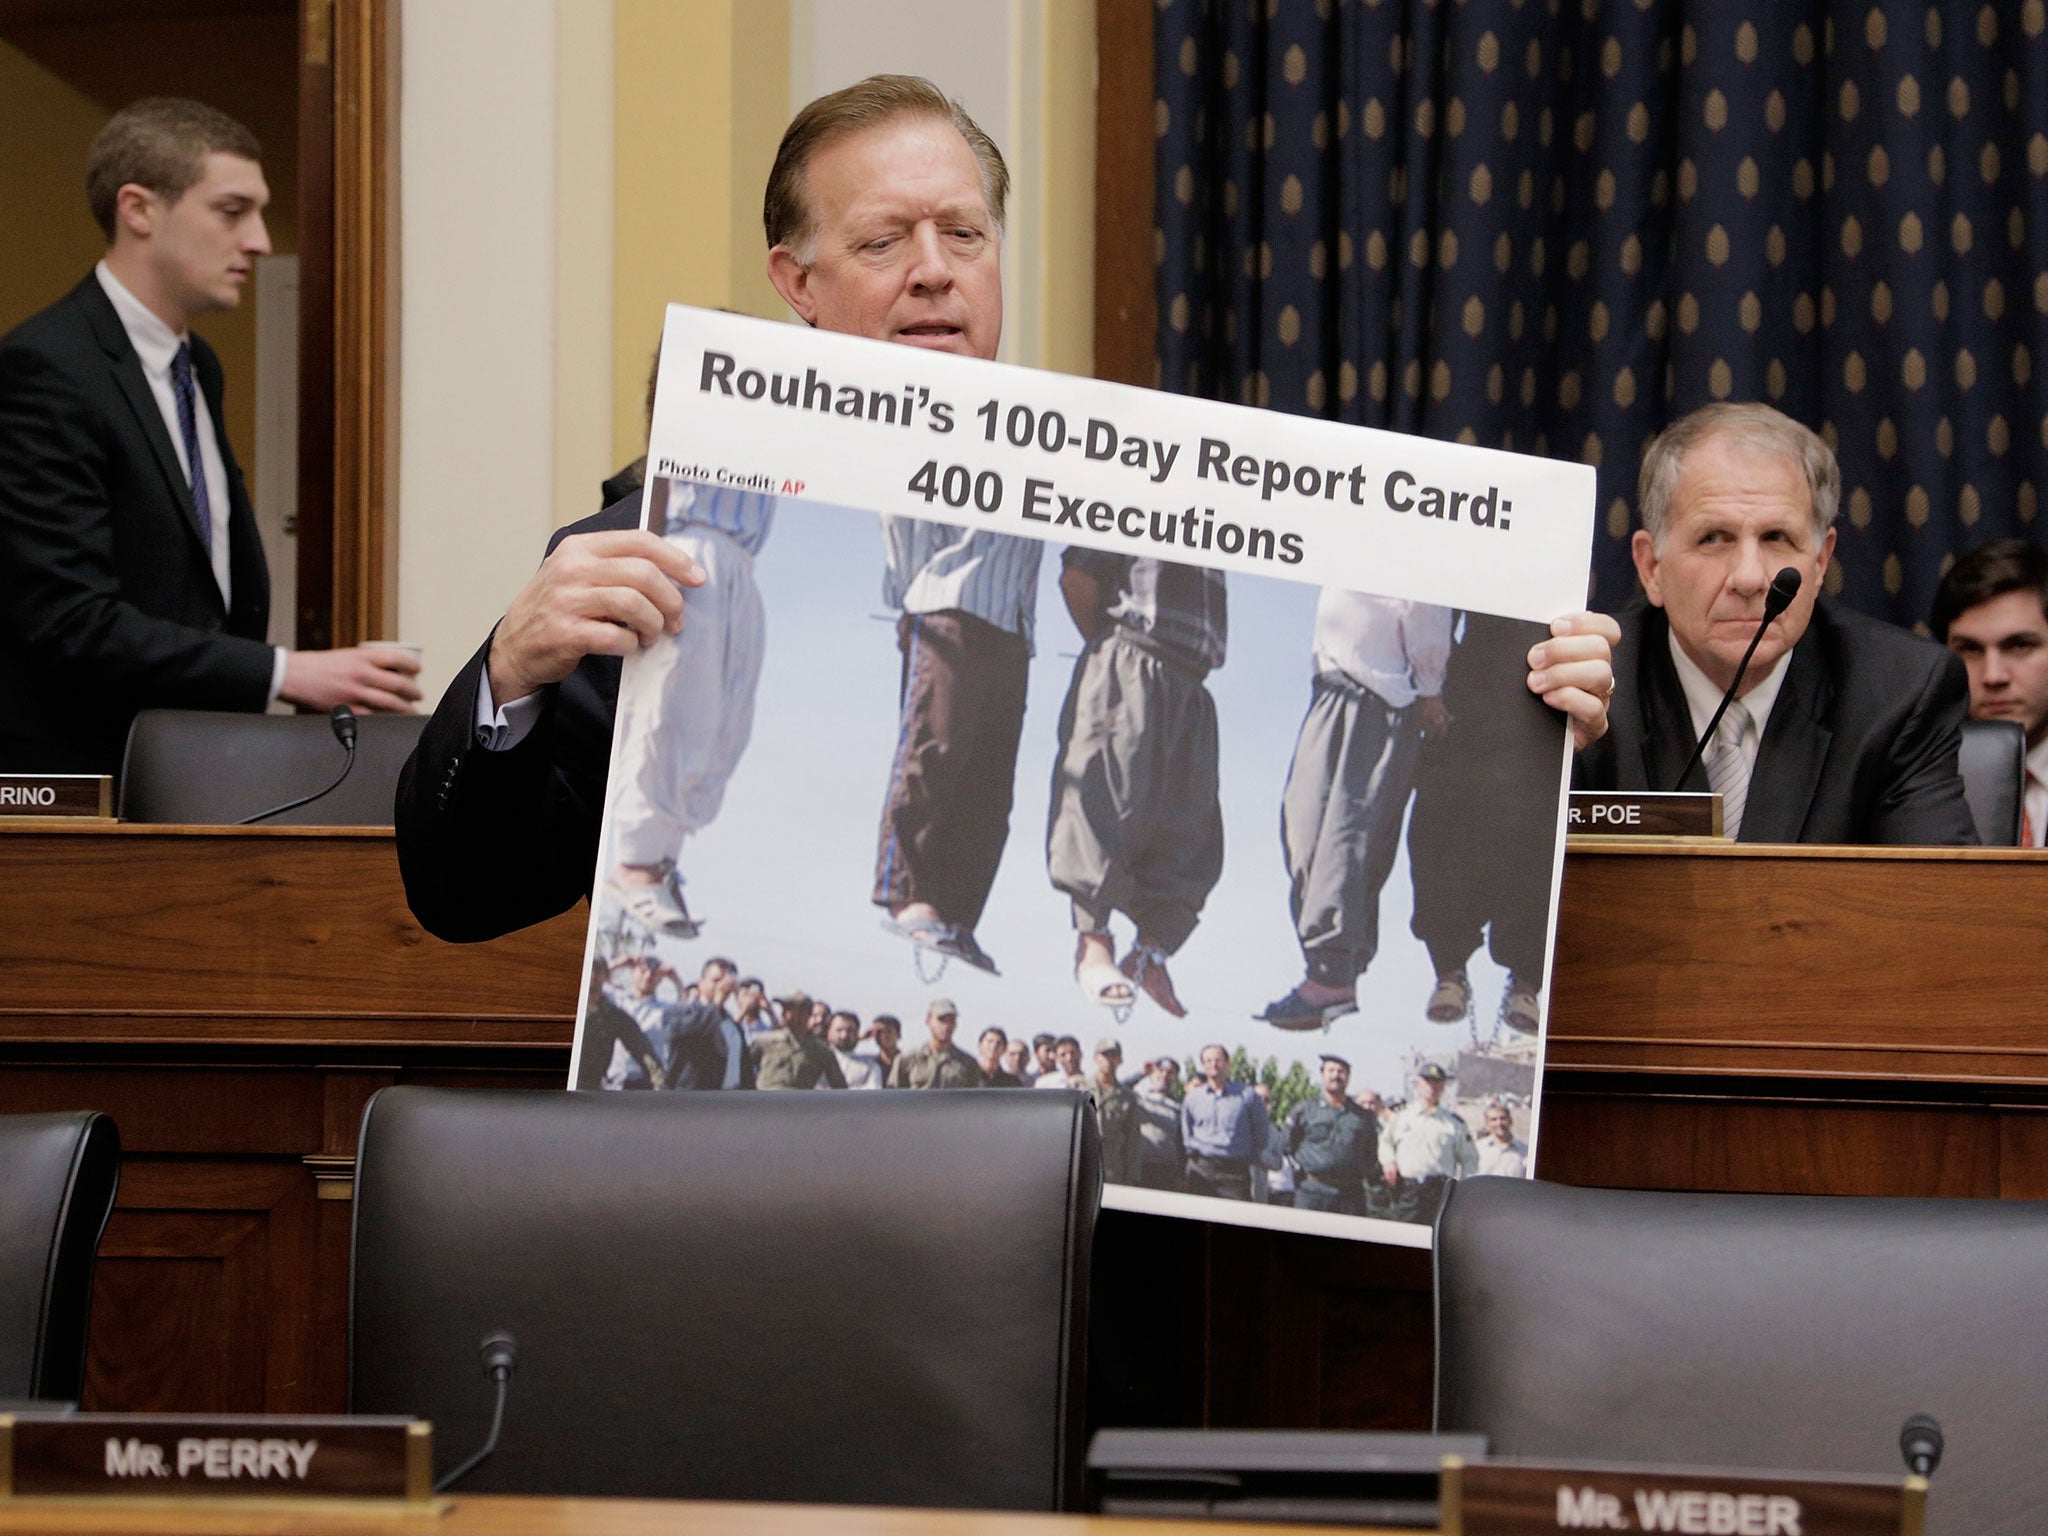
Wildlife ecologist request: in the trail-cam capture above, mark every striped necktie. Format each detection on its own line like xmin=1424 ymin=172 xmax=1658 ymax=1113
xmin=1705 ymin=698 xmax=1755 ymax=840
xmin=169 ymin=343 xmax=213 ymax=549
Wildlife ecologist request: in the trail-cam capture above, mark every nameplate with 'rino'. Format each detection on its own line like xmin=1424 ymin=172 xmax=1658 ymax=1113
xmin=0 ymin=775 xmax=111 ymax=819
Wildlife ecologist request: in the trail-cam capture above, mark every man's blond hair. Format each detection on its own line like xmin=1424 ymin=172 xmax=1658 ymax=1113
xmin=763 ymin=74 xmax=1008 ymax=262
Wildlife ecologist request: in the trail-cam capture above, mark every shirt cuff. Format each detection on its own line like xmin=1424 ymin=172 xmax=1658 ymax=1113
xmin=473 ymin=668 xmax=546 ymax=751
xmin=268 ymin=647 xmax=288 ymax=704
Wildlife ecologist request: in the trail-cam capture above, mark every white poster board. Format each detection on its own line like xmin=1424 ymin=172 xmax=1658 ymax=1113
xmin=569 ymin=305 xmax=1595 ymax=1248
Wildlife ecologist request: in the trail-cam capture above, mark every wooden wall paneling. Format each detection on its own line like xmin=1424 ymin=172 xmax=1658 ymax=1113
xmin=1201 ymin=1227 xmax=1432 ymax=1432
xmin=85 ymin=1161 xmax=320 ymax=1414
xmin=1537 ymin=1088 xmax=2006 ymax=1199
xmin=1093 ymin=0 xmax=1154 ymax=386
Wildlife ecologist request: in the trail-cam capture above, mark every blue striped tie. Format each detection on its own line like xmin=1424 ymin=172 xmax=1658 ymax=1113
xmin=169 ymin=343 xmax=213 ymax=549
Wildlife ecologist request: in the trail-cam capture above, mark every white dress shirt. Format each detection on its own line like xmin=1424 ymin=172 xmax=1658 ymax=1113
xmin=1311 ymin=590 xmax=1453 ymax=708
xmin=96 ymin=262 xmax=286 ymax=701
xmin=2024 ymin=734 xmax=2048 ymax=847
xmin=1668 ymin=629 xmax=1790 ymax=791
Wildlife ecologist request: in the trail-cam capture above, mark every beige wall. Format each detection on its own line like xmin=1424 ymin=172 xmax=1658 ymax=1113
xmin=609 ymin=0 xmax=788 ymax=465
xmin=397 ymin=0 xmax=564 ymax=703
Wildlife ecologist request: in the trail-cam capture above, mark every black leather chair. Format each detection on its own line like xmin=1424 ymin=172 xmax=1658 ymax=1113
xmin=118 ymin=708 xmax=427 ymax=825
xmin=0 ymin=1111 xmax=121 ymax=1402
xmin=349 ymin=1087 xmax=1100 ymax=1507
xmin=1957 ymin=716 xmax=2025 ymax=845
xmin=1435 ymin=1177 xmax=2048 ymax=1536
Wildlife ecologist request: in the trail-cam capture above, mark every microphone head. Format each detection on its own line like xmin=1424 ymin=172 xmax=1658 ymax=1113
xmin=1899 ymin=1413 xmax=1943 ymax=1476
xmin=328 ymin=704 xmax=358 ymax=750
xmin=1763 ymin=566 xmax=1803 ymax=621
xmin=479 ymin=1331 xmax=518 ymax=1380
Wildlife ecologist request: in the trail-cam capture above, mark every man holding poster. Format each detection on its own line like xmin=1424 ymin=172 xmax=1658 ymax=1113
xmin=393 ymin=74 xmax=1623 ymax=1232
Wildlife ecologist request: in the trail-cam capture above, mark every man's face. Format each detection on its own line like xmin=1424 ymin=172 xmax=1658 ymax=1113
xmin=806 ymin=1002 xmax=830 ymax=1034
xmin=1320 ymin=1060 xmax=1350 ymax=1099
xmin=928 ymin=1009 xmax=958 ymax=1047
xmin=826 ymin=1013 xmax=859 ymax=1051
xmin=138 ymin=152 xmax=271 ymax=321
xmin=699 ymin=965 xmax=736 ymax=1005
xmin=736 ymin=983 xmax=764 ymax=1016
xmin=767 ymin=115 xmax=1002 ymax=361
xmin=1946 ymin=589 xmax=2048 ymax=749
xmin=1000 ymin=1041 xmax=1028 ymax=1075
xmin=1632 ymin=436 xmax=1834 ymax=693
xmin=873 ymin=1021 xmax=900 ymax=1054
xmin=1485 ymin=1104 xmax=1513 ymax=1141
xmin=1200 ymin=1046 xmax=1230 ymax=1085
xmin=1054 ymin=1040 xmax=1081 ymax=1074
xmin=1034 ymin=1039 xmax=1058 ymax=1070
xmin=978 ymin=1029 xmax=1006 ymax=1072
xmin=1414 ymin=1075 xmax=1444 ymax=1109
xmin=1094 ymin=1048 xmax=1121 ymax=1082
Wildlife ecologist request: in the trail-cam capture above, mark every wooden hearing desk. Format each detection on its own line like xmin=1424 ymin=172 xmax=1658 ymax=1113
xmin=0 ymin=1497 xmax=1370 ymax=1536
xmin=0 ymin=825 xmax=2040 ymax=1426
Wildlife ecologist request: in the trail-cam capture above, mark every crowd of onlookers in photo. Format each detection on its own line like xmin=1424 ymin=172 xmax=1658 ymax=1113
xmin=586 ymin=950 xmax=1529 ymax=1225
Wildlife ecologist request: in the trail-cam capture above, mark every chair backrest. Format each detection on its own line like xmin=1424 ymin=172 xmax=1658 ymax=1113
xmin=1435 ymin=1177 xmax=2048 ymax=1536
xmin=119 ymin=709 xmax=427 ymax=825
xmin=1957 ymin=716 xmax=2024 ymax=845
xmin=0 ymin=1111 xmax=121 ymax=1402
xmin=349 ymin=1087 xmax=1100 ymax=1508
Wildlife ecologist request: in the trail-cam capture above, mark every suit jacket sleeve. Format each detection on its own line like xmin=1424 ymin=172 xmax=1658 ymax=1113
xmin=1869 ymin=645 xmax=1979 ymax=846
xmin=0 ymin=335 xmax=273 ymax=708
xmin=393 ymin=632 xmax=613 ymax=942
xmin=393 ymin=503 xmax=638 ymax=943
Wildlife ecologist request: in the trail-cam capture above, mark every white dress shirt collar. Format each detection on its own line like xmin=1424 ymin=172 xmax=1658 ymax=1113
xmin=1667 ymin=625 xmax=1789 ymax=744
xmin=95 ymin=260 xmax=185 ymax=377
xmin=2024 ymin=733 xmax=2048 ymax=847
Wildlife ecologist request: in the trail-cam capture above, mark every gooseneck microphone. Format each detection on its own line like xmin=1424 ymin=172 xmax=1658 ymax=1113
xmin=1669 ymin=566 xmax=1803 ymax=792
xmin=435 ymin=1331 xmax=519 ymax=1493
xmin=1899 ymin=1413 xmax=1943 ymax=1477
xmin=236 ymin=705 xmax=360 ymax=825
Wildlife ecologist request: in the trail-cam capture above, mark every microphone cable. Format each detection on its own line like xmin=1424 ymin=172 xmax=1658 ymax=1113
xmin=236 ymin=706 xmax=359 ymax=825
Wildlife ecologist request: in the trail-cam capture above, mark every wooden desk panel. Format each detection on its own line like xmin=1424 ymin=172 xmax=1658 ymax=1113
xmin=4 ymin=827 xmax=2037 ymax=1434
xmin=1538 ymin=841 xmax=2048 ymax=1200
xmin=0 ymin=1497 xmax=1372 ymax=1536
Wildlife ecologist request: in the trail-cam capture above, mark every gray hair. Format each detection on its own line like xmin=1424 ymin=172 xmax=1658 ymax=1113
xmin=1636 ymin=403 xmax=1839 ymax=549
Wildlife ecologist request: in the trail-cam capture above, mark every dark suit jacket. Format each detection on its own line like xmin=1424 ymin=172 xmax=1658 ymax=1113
xmin=1574 ymin=597 xmax=1978 ymax=846
xmin=394 ymin=499 xmax=635 ymax=941
xmin=0 ymin=275 xmax=273 ymax=774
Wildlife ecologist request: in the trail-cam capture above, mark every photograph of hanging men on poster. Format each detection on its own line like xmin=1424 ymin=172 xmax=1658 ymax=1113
xmin=568 ymin=305 xmax=1595 ymax=1247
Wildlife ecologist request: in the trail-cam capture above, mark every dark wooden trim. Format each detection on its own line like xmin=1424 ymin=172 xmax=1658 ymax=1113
xmin=330 ymin=0 xmax=398 ymax=644
xmin=295 ymin=0 xmax=397 ymax=650
xmin=295 ymin=0 xmax=337 ymax=649
xmin=1093 ymin=0 xmax=1154 ymax=387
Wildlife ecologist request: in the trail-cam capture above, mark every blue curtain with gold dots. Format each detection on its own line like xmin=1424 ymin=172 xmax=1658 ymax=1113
xmin=1155 ymin=0 xmax=2048 ymax=623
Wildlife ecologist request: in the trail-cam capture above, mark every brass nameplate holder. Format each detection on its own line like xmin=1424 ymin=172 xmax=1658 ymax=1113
xmin=1568 ymin=790 xmax=1724 ymax=840
xmin=1441 ymin=1456 xmax=1925 ymax=1536
xmin=0 ymin=1414 xmax=439 ymax=1511
xmin=0 ymin=775 xmax=112 ymax=820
